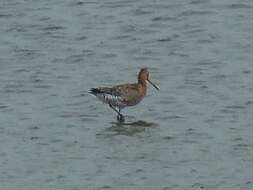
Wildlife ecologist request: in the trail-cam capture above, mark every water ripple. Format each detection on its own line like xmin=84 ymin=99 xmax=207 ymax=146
xmin=1 ymin=0 xmax=253 ymax=189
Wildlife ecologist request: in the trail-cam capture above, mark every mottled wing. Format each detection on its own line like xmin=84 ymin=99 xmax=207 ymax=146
xmin=89 ymin=86 xmax=127 ymax=108
xmin=89 ymin=83 xmax=140 ymax=108
xmin=115 ymin=84 xmax=141 ymax=106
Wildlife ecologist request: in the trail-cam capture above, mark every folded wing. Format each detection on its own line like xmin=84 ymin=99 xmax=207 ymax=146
xmin=89 ymin=83 xmax=140 ymax=108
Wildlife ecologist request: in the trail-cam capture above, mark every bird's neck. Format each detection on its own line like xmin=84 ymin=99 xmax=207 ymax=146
xmin=138 ymin=79 xmax=147 ymax=97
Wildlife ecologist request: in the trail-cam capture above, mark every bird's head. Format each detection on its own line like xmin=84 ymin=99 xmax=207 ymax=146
xmin=138 ymin=67 xmax=159 ymax=90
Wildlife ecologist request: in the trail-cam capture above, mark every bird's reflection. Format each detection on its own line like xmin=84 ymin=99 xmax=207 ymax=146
xmin=103 ymin=119 xmax=159 ymax=136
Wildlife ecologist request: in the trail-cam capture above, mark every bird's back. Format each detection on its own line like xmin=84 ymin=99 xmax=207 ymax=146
xmin=89 ymin=82 xmax=146 ymax=108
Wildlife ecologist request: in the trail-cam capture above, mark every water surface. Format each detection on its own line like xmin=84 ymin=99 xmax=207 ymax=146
xmin=1 ymin=0 xmax=253 ymax=189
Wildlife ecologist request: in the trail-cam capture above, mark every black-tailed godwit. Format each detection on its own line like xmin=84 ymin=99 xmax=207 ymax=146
xmin=89 ymin=67 xmax=159 ymax=122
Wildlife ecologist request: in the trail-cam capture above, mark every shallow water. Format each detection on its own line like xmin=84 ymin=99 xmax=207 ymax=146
xmin=1 ymin=0 xmax=253 ymax=189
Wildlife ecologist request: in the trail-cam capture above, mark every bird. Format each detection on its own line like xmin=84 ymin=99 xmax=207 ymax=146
xmin=89 ymin=67 xmax=159 ymax=122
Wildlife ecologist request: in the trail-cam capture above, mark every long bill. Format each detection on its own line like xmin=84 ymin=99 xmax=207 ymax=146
xmin=147 ymin=79 xmax=160 ymax=91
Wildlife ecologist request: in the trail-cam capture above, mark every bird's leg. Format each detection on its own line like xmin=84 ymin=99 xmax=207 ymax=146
xmin=109 ymin=104 xmax=120 ymax=115
xmin=109 ymin=104 xmax=124 ymax=122
xmin=117 ymin=108 xmax=125 ymax=122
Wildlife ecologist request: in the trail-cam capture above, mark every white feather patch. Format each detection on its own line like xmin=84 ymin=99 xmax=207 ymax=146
xmin=96 ymin=93 xmax=126 ymax=108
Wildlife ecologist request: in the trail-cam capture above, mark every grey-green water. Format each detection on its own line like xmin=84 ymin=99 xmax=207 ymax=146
xmin=1 ymin=0 xmax=253 ymax=189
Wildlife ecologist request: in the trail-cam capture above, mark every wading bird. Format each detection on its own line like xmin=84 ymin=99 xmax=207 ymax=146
xmin=89 ymin=67 xmax=159 ymax=122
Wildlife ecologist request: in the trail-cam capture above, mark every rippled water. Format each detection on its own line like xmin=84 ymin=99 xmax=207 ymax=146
xmin=1 ymin=0 xmax=253 ymax=189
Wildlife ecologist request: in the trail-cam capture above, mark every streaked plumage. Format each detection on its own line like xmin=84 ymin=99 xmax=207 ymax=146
xmin=89 ymin=68 xmax=159 ymax=122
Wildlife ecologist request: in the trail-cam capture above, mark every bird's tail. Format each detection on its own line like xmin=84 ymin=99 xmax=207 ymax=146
xmin=88 ymin=88 xmax=102 ymax=95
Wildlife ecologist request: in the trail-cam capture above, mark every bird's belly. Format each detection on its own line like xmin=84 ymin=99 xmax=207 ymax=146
xmin=125 ymin=96 xmax=144 ymax=107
